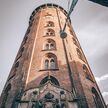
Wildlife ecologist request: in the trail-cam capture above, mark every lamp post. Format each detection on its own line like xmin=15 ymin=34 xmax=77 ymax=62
xmin=61 ymin=0 xmax=78 ymax=33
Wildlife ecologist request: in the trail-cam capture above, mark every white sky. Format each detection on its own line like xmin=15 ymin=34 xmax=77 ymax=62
xmin=0 ymin=0 xmax=108 ymax=104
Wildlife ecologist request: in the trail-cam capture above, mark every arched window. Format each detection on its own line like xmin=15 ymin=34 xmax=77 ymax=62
xmin=1 ymin=84 xmax=11 ymax=108
xmin=76 ymin=48 xmax=84 ymax=61
xmin=83 ymin=64 xmax=93 ymax=81
xmin=40 ymin=76 xmax=60 ymax=86
xmin=92 ymin=87 xmax=104 ymax=108
xmin=44 ymin=39 xmax=56 ymax=50
xmin=46 ymin=21 xmax=54 ymax=27
xmin=46 ymin=29 xmax=55 ymax=36
xmin=43 ymin=53 xmax=58 ymax=70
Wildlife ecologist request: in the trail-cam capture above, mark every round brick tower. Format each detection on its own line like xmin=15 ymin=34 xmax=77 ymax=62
xmin=0 ymin=3 xmax=106 ymax=108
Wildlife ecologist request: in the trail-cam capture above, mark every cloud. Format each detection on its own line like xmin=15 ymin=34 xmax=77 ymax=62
xmin=102 ymin=92 xmax=108 ymax=97
xmin=95 ymin=74 xmax=108 ymax=82
xmin=96 ymin=74 xmax=108 ymax=104
xmin=102 ymin=92 xmax=108 ymax=104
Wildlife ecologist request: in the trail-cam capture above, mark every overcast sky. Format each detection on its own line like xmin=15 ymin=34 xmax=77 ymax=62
xmin=0 ymin=0 xmax=108 ymax=104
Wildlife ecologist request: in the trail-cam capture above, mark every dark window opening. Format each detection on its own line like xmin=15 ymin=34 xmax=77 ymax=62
xmin=50 ymin=59 xmax=55 ymax=69
xmin=73 ymin=38 xmax=79 ymax=47
xmin=26 ymin=28 xmax=30 ymax=34
xmin=92 ymin=87 xmax=104 ymax=108
xmin=23 ymin=36 xmax=28 ymax=45
xmin=8 ymin=71 xmax=16 ymax=81
xmin=40 ymin=76 xmax=60 ymax=86
xmin=83 ymin=64 xmax=93 ymax=81
xmin=45 ymin=44 xmax=49 ymax=50
xmin=77 ymin=48 xmax=85 ymax=61
xmin=20 ymin=47 xmax=24 ymax=52
xmin=46 ymin=29 xmax=55 ymax=36
xmin=46 ymin=21 xmax=54 ymax=27
xmin=15 ymin=61 xmax=19 ymax=68
xmin=45 ymin=60 xmax=49 ymax=69
xmin=1 ymin=84 xmax=11 ymax=108
xmin=16 ymin=46 xmax=25 ymax=61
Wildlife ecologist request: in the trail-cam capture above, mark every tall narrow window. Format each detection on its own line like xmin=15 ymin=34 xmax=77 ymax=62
xmin=26 ymin=28 xmax=30 ymax=34
xmin=23 ymin=36 xmax=28 ymax=45
xmin=45 ymin=44 xmax=49 ymax=50
xmin=73 ymin=38 xmax=79 ymax=47
xmin=77 ymin=48 xmax=85 ymax=61
xmin=1 ymin=84 xmax=11 ymax=108
xmin=50 ymin=59 xmax=55 ymax=69
xmin=45 ymin=60 xmax=49 ymax=69
xmin=83 ymin=64 xmax=93 ymax=81
xmin=50 ymin=43 xmax=54 ymax=49
xmin=92 ymin=87 xmax=104 ymax=108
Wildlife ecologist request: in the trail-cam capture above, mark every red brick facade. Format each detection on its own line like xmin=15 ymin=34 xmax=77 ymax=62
xmin=0 ymin=4 xmax=106 ymax=108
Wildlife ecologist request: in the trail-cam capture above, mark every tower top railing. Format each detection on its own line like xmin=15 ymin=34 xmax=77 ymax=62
xmin=29 ymin=3 xmax=71 ymax=24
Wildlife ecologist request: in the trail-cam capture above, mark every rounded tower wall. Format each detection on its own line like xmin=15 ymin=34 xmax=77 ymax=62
xmin=0 ymin=3 xmax=106 ymax=108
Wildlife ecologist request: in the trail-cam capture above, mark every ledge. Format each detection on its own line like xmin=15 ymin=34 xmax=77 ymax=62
xmin=39 ymin=68 xmax=59 ymax=71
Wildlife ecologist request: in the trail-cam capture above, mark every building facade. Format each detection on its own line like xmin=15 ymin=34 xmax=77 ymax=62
xmin=0 ymin=4 xmax=106 ymax=108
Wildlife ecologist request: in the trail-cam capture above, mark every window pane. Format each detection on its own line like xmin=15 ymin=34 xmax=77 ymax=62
xmin=45 ymin=60 xmax=49 ymax=69
xmin=50 ymin=59 xmax=55 ymax=69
